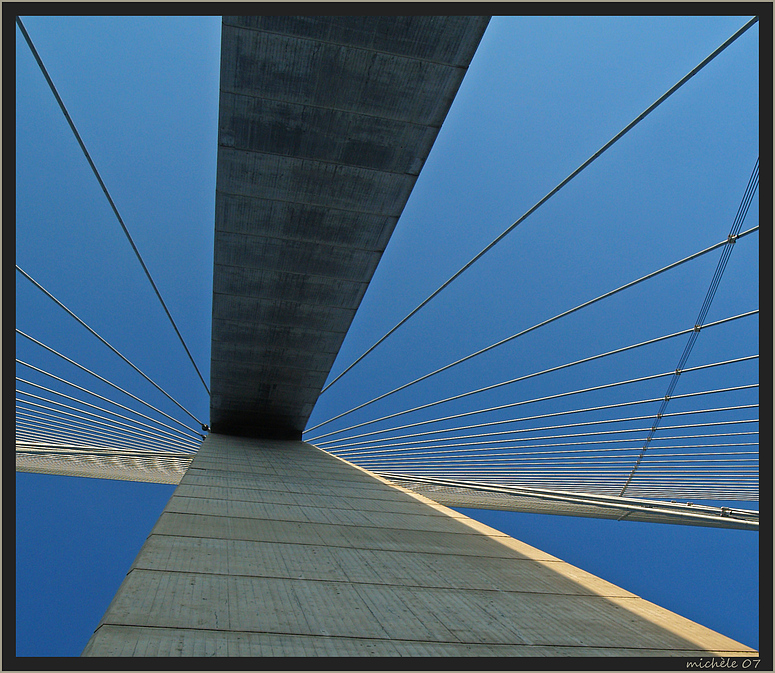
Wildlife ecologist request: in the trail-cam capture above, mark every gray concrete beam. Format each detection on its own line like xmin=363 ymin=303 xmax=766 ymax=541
xmin=215 ymin=195 xmax=398 ymax=249
xmin=222 ymin=16 xmax=490 ymax=65
xmin=210 ymin=17 xmax=490 ymax=437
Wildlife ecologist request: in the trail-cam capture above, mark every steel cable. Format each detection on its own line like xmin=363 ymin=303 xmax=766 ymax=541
xmin=620 ymin=159 xmax=759 ymax=495
xmin=16 ymin=377 xmax=201 ymax=447
xmin=310 ymin=356 xmax=757 ymax=449
xmin=16 ymin=329 xmax=204 ymax=437
xmin=312 ymin=387 xmax=757 ymax=448
xmin=318 ymin=16 xmax=760 ymax=396
xmin=16 ymin=360 xmax=202 ymax=441
xmin=16 ymin=396 xmax=197 ymax=453
xmin=327 ymin=415 xmax=758 ymax=453
xmin=306 ymin=229 xmax=758 ymax=436
xmin=16 ymin=266 xmax=206 ymax=429
xmin=332 ymin=424 xmax=759 ymax=458
xmin=15 ymin=414 xmax=184 ymax=455
xmin=15 ymin=16 xmax=210 ymax=398
xmin=306 ymin=309 xmax=757 ymax=444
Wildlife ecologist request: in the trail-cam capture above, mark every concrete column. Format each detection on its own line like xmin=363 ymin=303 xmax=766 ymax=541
xmin=82 ymin=433 xmax=756 ymax=656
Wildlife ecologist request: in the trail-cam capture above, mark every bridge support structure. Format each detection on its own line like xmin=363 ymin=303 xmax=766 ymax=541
xmin=82 ymin=433 xmax=756 ymax=656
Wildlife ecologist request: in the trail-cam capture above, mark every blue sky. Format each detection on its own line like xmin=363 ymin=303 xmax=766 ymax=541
xmin=15 ymin=15 xmax=760 ymax=657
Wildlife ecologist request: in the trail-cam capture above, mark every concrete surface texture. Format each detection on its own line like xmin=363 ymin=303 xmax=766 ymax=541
xmin=82 ymin=433 xmax=756 ymax=657
xmin=209 ymin=16 xmax=491 ymax=438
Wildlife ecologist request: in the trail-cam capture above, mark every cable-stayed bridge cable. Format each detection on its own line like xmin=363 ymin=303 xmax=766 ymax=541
xmin=313 ymin=384 xmax=758 ymax=448
xmin=15 ymin=409 xmax=191 ymax=455
xmin=619 ymin=158 xmax=759 ymax=496
xmin=355 ymin=452 xmax=760 ymax=469
xmin=16 ymin=414 xmax=194 ymax=456
xmin=16 ymin=329 xmax=204 ymax=437
xmin=16 ymin=267 xmax=206 ymax=430
xmin=318 ymin=15 xmax=760 ymax=396
xmin=307 ymin=228 xmax=758 ymax=434
xmin=16 ymin=394 xmax=197 ymax=453
xmin=694 ymin=159 xmax=758 ymax=328
xmin=349 ymin=441 xmax=759 ymax=464
xmin=16 ymin=379 xmax=201 ymax=448
xmin=327 ymin=408 xmax=758 ymax=453
xmin=16 ymin=410 xmax=195 ymax=456
xmin=16 ymin=360 xmax=202 ymax=442
xmin=306 ymin=309 xmax=757 ymax=443
xmin=16 ymin=425 xmax=136 ymax=454
xmin=15 ymin=16 xmax=210 ymax=398
xmin=348 ymin=448 xmax=759 ymax=463
xmin=337 ymin=442 xmax=763 ymax=461
xmin=333 ymin=421 xmax=759 ymax=457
